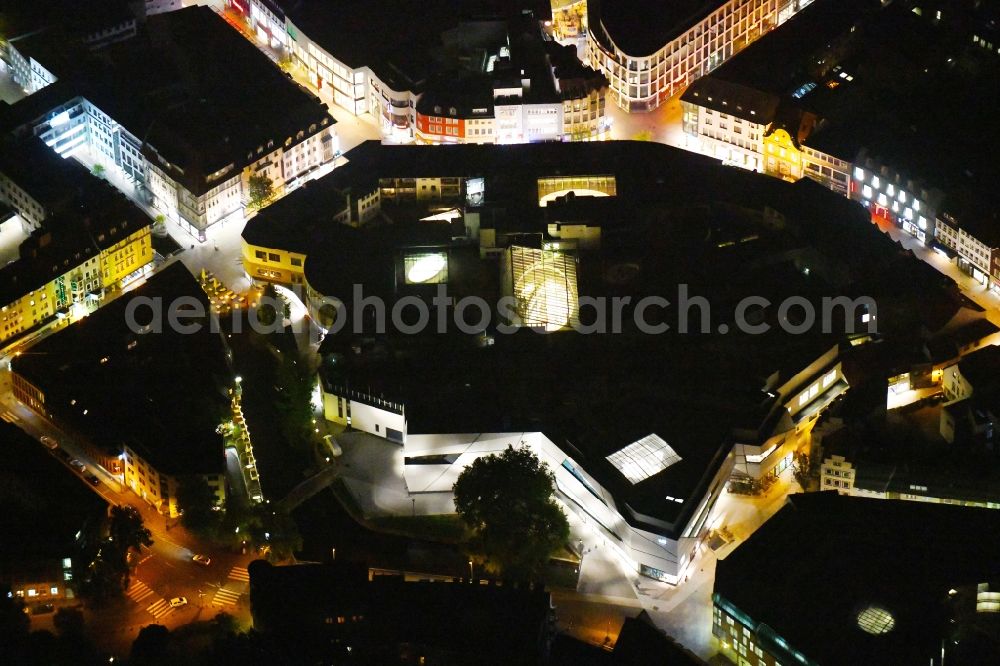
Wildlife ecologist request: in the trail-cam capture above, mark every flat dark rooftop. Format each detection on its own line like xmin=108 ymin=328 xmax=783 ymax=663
xmin=71 ymin=6 xmax=332 ymax=196
xmin=715 ymin=492 xmax=1000 ymax=665
xmin=0 ymin=136 xmax=93 ymax=213
xmin=11 ymin=263 xmax=229 ymax=476
xmin=0 ymin=181 xmax=150 ymax=306
xmin=686 ymin=0 xmax=1000 ymax=223
xmin=0 ymin=0 xmax=133 ymax=38
xmin=244 ymin=139 xmax=722 ymax=254
xmin=263 ymin=142 xmax=961 ymax=536
xmin=704 ymin=0 xmax=880 ymax=95
xmin=0 ymin=422 xmax=107 ymax=563
xmin=286 ymin=0 xmax=504 ymax=71
xmin=249 ymin=559 xmax=550 ymax=661
xmin=590 ymin=0 xmax=727 ymax=56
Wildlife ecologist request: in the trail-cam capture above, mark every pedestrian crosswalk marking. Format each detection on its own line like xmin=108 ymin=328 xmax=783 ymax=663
xmin=228 ymin=566 xmax=250 ymax=582
xmin=146 ymin=598 xmax=175 ymax=619
xmin=127 ymin=580 xmax=154 ymax=604
xmin=212 ymin=587 xmax=241 ymax=606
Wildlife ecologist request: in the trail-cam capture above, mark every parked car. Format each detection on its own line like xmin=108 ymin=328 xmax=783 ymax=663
xmin=86 ymin=474 xmax=100 ymax=486
xmin=192 ymin=554 xmax=211 ymax=566
xmin=40 ymin=436 xmax=58 ymax=450
xmin=69 ymin=460 xmax=86 ymax=472
xmin=31 ymin=603 xmax=54 ymax=615
xmin=169 ymin=597 xmax=187 ymax=608
xmin=55 ymin=449 xmax=71 ymax=462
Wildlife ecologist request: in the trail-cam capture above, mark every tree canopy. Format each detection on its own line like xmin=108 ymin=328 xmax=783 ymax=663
xmin=453 ymin=445 xmax=569 ymax=579
xmin=76 ymin=505 xmax=153 ymax=604
xmin=176 ymin=476 xmax=220 ymax=537
xmin=247 ymin=173 xmax=275 ymax=210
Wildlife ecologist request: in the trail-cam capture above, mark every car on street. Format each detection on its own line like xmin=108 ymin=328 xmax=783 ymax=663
xmin=192 ymin=554 xmax=211 ymax=566
xmin=55 ymin=450 xmax=71 ymax=462
xmin=69 ymin=459 xmax=86 ymax=472
xmin=169 ymin=597 xmax=187 ymax=608
xmin=86 ymin=474 xmax=100 ymax=486
xmin=40 ymin=436 xmax=58 ymax=450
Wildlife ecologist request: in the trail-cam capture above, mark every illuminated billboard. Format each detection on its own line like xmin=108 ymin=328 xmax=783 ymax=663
xmin=466 ymin=178 xmax=485 ymax=206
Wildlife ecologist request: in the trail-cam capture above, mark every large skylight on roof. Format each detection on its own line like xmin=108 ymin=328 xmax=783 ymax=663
xmin=856 ymin=606 xmax=895 ymax=635
xmin=606 ymin=434 xmax=681 ymax=484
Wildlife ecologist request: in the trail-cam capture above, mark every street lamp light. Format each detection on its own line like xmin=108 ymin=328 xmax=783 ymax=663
xmin=468 ymin=560 xmax=473 ymax=582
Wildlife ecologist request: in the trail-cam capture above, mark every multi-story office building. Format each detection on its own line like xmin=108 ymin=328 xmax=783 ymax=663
xmin=587 ymin=0 xmax=811 ymax=112
xmin=414 ymin=18 xmax=609 ymax=145
xmin=0 ymin=137 xmax=95 ymax=231
xmin=1 ymin=0 xmax=140 ymax=76
xmin=283 ymin=0 xmax=429 ymax=131
xmin=0 ymin=7 xmax=338 ymax=242
xmin=11 ymin=264 xmax=230 ymax=516
xmin=5 ymin=34 xmax=61 ymax=95
xmin=258 ymin=1 xmax=607 ymax=144
xmin=230 ymin=0 xmax=287 ymax=51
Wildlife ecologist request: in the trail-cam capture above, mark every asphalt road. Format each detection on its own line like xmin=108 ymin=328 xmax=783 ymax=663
xmin=0 ymin=369 xmax=256 ymax=658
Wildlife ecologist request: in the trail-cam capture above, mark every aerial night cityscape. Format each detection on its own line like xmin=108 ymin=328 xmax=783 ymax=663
xmin=1 ymin=1 xmax=1000 ymax=665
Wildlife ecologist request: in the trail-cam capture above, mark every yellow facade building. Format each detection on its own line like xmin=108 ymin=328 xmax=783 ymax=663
xmin=0 ymin=200 xmax=152 ymax=348
xmin=241 ymin=241 xmax=307 ymax=286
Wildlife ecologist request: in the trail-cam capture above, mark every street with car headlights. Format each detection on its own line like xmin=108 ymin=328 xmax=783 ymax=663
xmin=0 ymin=367 xmax=255 ymax=657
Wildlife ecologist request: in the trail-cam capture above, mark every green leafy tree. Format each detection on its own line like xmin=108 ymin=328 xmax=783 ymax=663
xmin=247 ymin=173 xmax=275 ymax=210
xmin=130 ymin=624 xmax=172 ymax=665
xmin=453 ymin=446 xmax=570 ymax=580
xmin=223 ymin=504 xmax=302 ymax=562
xmin=52 ymin=607 xmax=85 ymax=638
xmin=91 ymin=164 xmax=105 ymax=178
xmin=317 ymin=303 xmax=338 ymax=329
xmin=212 ymin=611 xmax=239 ymax=635
xmin=107 ymin=505 xmax=153 ymax=589
xmin=176 ymin=476 xmax=220 ymax=537
xmin=274 ymin=352 xmax=317 ymax=450
xmin=256 ymin=284 xmax=280 ymax=329
xmin=152 ymin=214 xmax=167 ymax=236
xmin=110 ymin=505 xmax=153 ymax=554
xmin=74 ymin=544 xmax=127 ymax=605
xmin=793 ymin=451 xmax=812 ymax=490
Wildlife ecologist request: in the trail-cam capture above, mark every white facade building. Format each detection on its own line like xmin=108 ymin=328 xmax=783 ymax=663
xmin=320 ymin=378 xmax=732 ymax=585
xmin=682 ymin=104 xmax=764 ymax=171
xmin=588 ymin=0 xmax=811 ymax=112
xmin=318 ymin=341 xmax=849 ymax=585
xmin=6 ymin=39 xmax=58 ymax=95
